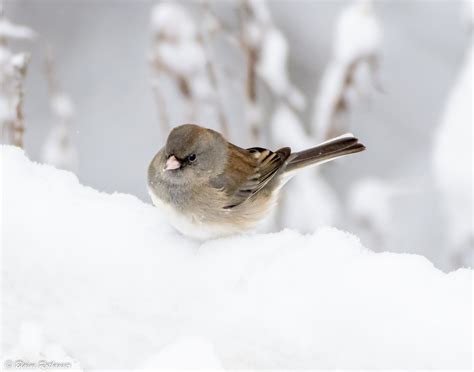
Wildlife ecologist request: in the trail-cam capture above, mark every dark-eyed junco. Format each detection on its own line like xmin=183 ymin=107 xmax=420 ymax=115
xmin=148 ymin=124 xmax=365 ymax=239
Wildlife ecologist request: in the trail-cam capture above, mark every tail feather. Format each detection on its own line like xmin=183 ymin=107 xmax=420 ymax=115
xmin=285 ymin=133 xmax=365 ymax=173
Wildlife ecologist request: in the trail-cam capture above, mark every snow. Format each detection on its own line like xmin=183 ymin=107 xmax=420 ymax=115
xmin=137 ymin=337 xmax=222 ymax=370
xmin=312 ymin=0 xmax=381 ymax=140
xmin=0 ymin=49 xmax=29 ymax=124
xmin=0 ymin=93 xmax=14 ymax=123
xmin=278 ymin=170 xmax=341 ymax=232
xmin=254 ymin=6 xmax=306 ymax=111
xmin=156 ymin=41 xmax=206 ymax=77
xmin=257 ymin=28 xmax=306 ymax=111
xmin=312 ymin=63 xmax=347 ymax=139
xmin=1 ymin=323 xmax=83 ymax=372
xmin=0 ymin=17 xmax=37 ymax=40
xmin=0 ymin=16 xmax=32 ymax=141
xmin=348 ymin=177 xmax=394 ymax=236
xmin=149 ymin=1 xmax=219 ymax=128
xmin=10 ymin=53 xmax=30 ymax=71
xmin=244 ymin=98 xmax=262 ymax=132
xmin=271 ymin=103 xmax=312 ymax=150
xmin=40 ymin=93 xmax=77 ymax=172
xmin=258 ymin=29 xmax=289 ymax=94
xmin=248 ymin=0 xmax=272 ymax=26
xmin=1 ymin=145 xmax=472 ymax=369
xmin=40 ymin=125 xmax=78 ymax=173
xmin=432 ymin=42 xmax=473 ymax=262
xmin=50 ymin=94 xmax=75 ymax=119
xmin=150 ymin=2 xmax=207 ymax=78
xmin=150 ymin=2 xmax=197 ymax=41
xmin=243 ymin=20 xmax=264 ymax=48
xmin=333 ymin=0 xmax=381 ymax=63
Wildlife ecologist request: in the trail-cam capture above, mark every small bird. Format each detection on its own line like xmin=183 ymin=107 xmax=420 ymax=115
xmin=148 ymin=124 xmax=365 ymax=240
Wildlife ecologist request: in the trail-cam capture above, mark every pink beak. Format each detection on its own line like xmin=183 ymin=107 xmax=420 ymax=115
xmin=164 ymin=155 xmax=181 ymax=171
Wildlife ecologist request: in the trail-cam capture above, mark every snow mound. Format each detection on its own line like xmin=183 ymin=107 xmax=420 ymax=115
xmin=1 ymin=146 xmax=472 ymax=369
xmin=137 ymin=336 xmax=222 ymax=370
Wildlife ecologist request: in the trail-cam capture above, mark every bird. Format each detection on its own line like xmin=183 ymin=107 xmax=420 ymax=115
xmin=148 ymin=124 xmax=365 ymax=240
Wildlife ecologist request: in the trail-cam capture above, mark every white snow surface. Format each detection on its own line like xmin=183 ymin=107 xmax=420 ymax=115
xmin=1 ymin=322 xmax=83 ymax=372
xmin=137 ymin=337 xmax=222 ymax=370
xmin=1 ymin=146 xmax=472 ymax=369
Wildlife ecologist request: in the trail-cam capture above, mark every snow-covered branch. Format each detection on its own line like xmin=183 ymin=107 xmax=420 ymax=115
xmin=0 ymin=15 xmax=36 ymax=148
xmin=312 ymin=0 xmax=381 ymax=141
xmin=40 ymin=48 xmax=78 ymax=172
xmin=149 ymin=2 xmax=229 ymax=135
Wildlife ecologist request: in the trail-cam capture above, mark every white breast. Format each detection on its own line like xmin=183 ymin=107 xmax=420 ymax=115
xmin=148 ymin=188 xmax=242 ymax=240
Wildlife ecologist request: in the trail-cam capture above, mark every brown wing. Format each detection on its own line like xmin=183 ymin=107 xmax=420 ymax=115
xmin=212 ymin=145 xmax=291 ymax=209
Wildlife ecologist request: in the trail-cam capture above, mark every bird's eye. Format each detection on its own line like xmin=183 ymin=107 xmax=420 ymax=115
xmin=188 ymin=153 xmax=197 ymax=162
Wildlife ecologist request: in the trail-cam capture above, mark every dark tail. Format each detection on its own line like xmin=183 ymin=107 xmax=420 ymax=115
xmin=285 ymin=134 xmax=365 ymax=173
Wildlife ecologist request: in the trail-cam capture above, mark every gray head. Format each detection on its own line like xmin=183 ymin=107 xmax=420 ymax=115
xmin=150 ymin=124 xmax=228 ymax=186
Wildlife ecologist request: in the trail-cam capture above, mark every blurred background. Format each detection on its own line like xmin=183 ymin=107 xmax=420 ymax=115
xmin=1 ymin=0 xmax=472 ymax=271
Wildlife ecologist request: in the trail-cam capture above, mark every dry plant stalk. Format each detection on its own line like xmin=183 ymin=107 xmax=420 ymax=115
xmin=11 ymin=64 xmax=26 ymax=147
xmin=239 ymin=0 xmax=261 ymax=142
xmin=151 ymin=76 xmax=170 ymax=134
xmin=312 ymin=0 xmax=381 ymax=141
xmin=0 ymin=10 xmax=36 ymax=148
xmin=150 ymin=55 xmax=194 ymax=131
xmin=150 ymin=2 xmax=232 ymax=137
xmin=329 ymin=55 xmax=379 ymax=139
xmin=8 ymin=54 xmax=30 ymax=148
xmin=199 ymin=3 xmax=230 ymax=137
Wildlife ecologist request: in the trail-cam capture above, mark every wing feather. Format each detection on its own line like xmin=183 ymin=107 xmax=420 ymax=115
xmin=220 ymin=146 xmax=291 ymax=209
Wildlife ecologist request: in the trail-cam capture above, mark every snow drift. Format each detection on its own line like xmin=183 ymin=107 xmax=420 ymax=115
xmin=1 ymin=146 xmax=472 ymax=369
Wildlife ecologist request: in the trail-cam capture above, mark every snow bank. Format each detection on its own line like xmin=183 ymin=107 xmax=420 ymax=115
xmin=1 ymin=146 xmax=472 ymax=369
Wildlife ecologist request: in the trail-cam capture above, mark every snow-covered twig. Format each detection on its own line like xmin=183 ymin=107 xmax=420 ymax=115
xmin=199 ymin=1 xmax=231 ymax=136
xmin=41 ymin=47 xmax=78 ymax=172
xmin=0 ymin=16 xmax=37 ymax=41
xmin=149 ymin=2 xmax=235 ymax=136
xmin=150 ymin=2 xmax=223 ymax=133
xmin=239 ymin=0 xmax=264 ymax=141
xmin=0 ymin=14 xmax=36 ymax=148
xmin=312 ymin=0 xmax=381 ymax=141
xmin=149 ymin=2 xmax=198 ymax=128
xmin=239 ymin=0 xmax=307 ymax=143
